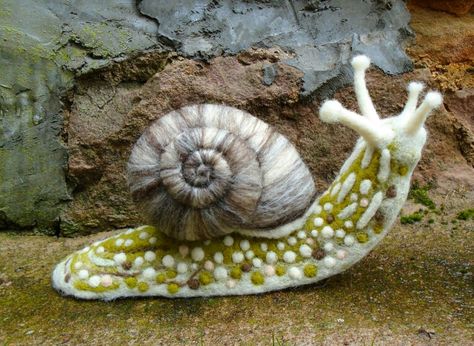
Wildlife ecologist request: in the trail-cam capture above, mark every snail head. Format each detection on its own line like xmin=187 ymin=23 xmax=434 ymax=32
xmin=319 ymin=55 xmax=443 ymax=170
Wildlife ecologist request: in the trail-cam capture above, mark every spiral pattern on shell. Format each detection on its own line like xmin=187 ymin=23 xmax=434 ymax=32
xmin=127 ymin=104 xmax=316 ymax=241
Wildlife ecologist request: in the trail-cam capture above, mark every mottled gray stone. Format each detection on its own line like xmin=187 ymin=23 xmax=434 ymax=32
xmin=138 ymin=0 xmax=412 ymax=94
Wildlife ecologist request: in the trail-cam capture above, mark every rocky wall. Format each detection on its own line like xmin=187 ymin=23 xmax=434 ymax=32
xmin=0 ymin=0 xmax=163 ymax=233
xmin=0 ymin=0 xmax=472 ymax=235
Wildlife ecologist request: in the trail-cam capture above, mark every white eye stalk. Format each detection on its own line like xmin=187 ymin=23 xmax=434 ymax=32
xmin=399 ymin=82 xmax=424 ymax=119
xmin=351 ymin=55 xmax=379 ymax=122
xmin=403 ymin=88 xmax=443 ymax=135
xmin=319 ymin=55 xmax=443 ymax=146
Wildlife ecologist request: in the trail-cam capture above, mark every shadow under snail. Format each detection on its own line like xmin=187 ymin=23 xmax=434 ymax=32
xmin=52 ymin=55 xmax=443 ymax=300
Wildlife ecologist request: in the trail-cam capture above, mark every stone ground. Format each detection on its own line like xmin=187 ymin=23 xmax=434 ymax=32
xmin=1 ymin=191 xmax=472 ymax=345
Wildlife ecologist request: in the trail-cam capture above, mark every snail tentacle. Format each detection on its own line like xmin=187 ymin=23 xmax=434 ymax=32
xmin=351 ymin=55 xmax=379 ymax=122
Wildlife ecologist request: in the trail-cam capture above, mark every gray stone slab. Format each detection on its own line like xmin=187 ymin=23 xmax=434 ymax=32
xmin=138 ymin=0 xmax=412 ymax=94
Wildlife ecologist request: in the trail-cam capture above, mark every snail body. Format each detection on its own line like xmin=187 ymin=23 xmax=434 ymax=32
xmin=52 ymin=56 xmax=442 ymax=300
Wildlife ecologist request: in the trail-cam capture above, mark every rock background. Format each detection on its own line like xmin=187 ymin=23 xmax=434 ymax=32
xmin=0 ymin=0 xmax=472 ymax=235
xmin=0 ymin=0 xmax=161 ymax=232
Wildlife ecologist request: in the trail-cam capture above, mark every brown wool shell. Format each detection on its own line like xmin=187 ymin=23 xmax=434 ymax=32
xmin=127 ymin=104 xmax=316 ymax=241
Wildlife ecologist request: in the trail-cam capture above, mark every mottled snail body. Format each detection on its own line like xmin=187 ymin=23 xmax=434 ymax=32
xmin=53 ymin=56 xmax=443 ymax=300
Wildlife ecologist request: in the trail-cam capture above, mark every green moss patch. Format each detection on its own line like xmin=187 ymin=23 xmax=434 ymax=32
xmin=456 ymin=208 xmax=474 ymax=221
xmin=409 ymin=182 xmax=436 ymax=209
xmin=400 ymin=211 xmax=424 ymax=225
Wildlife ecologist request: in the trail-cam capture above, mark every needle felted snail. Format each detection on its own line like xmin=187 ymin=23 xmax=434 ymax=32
xmin=52 ymin=55 xmax=443 ymax=300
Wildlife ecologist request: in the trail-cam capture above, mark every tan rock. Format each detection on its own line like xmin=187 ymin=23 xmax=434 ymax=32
xmin=409 ymin=0 xmax=474 ymax=16
xmin=407 ymin=4 xmax=474 ymax=66
xmin=444 ymin=90 xmax=474 ymax=166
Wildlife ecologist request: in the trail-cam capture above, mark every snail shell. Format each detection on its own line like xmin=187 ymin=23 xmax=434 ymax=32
xmin=127 ymin=104 xmax=316 ymax=241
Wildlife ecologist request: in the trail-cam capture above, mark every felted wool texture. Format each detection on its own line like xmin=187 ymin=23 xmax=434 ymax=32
xmin=52 ymin=55 xmax=443 ymax=300
xmin=51 ymin=141 xmax=417 ymax=300
xmin=51 ymin=106 xmax=435 ymax=300
xmin=128 ymin=104 xmax=316 ymax=241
